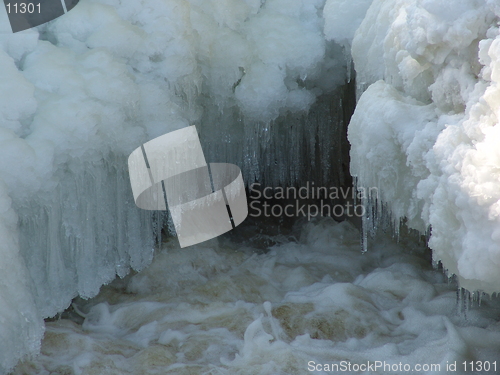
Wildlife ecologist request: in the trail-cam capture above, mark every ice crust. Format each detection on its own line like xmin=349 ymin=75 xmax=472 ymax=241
xmin=348 ymin=0 xmax=500 ymax=293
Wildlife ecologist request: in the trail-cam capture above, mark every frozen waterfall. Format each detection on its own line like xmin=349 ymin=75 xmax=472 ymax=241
xmin=0 ymin=0 xmax=500 ymax=372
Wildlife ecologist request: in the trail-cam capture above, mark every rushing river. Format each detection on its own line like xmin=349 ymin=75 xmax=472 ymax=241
xmin=12 ymin=217 xmax=500 ymax=374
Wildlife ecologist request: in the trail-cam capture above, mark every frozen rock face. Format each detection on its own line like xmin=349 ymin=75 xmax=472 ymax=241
xmin=348 ymin=0 xmax=500 ymax=293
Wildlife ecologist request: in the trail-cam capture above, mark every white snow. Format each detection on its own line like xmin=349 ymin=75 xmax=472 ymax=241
xmin=348 ymin=0 xmax=500 ymax=293
xmin=323 ymin=0 xmax=373 ymax=46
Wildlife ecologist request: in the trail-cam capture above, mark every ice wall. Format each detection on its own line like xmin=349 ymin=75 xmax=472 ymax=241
xmin=0 ymin=0 xmax=353 ymax=372
xmin=344 ymin=0 xmax=500 ymax=293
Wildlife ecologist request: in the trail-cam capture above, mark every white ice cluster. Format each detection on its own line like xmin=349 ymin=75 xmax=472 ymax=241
xmin=0 ymin=0 xmax=347 ymax=371
xmin=323 ymin=0 xmax=373 ymax=47
xmin=346 ymin=0 xmax=500 ymax=293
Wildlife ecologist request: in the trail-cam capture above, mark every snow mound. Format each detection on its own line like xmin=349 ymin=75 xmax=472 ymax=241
xmin=349 ymin=0 xmax=500 ymax=293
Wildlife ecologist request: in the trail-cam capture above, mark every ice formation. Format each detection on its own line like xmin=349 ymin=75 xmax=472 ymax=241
xmin=1 ymin=0 xmax=500 ymax=371
xmin=0 ymin=0 xmax=350 ymax=371
xmin=347 ymin=0 xmax=500 ymax=294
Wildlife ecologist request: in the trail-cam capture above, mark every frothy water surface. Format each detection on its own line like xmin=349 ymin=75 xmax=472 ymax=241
xmin=13 ymin=219 xmax=500 ymax=374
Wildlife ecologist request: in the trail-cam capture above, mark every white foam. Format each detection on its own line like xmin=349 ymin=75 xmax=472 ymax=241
xmin=12 ymin=220 xmax=500 ymax=374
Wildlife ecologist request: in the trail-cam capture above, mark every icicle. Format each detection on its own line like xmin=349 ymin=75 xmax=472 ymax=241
xmin=197 ymin=80 xmax=354 ymax=190
xmin=16 ymin=156 xmax=155 ymax=318
xmin=463 ymin=288 xmax=468 ymax=315
xmin=456 ymin=287 xmax=474 ymax=318
xmin=343 ymin=44 xmax=353 ymax=83
xmin=357 ymin=182 xmax=383 ymax=254
xmin=361 ymin=215 xmax=369 ymax=253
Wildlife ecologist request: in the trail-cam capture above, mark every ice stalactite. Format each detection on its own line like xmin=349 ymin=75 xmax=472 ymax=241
xmin=198 ymin=86 xmax=353 ymax=189
xmin=16 ymin=157 xmax=155 ymax=318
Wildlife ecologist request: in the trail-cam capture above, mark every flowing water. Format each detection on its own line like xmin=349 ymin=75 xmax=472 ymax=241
xmin=12 ymin=217 xmax=500 ymax=375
